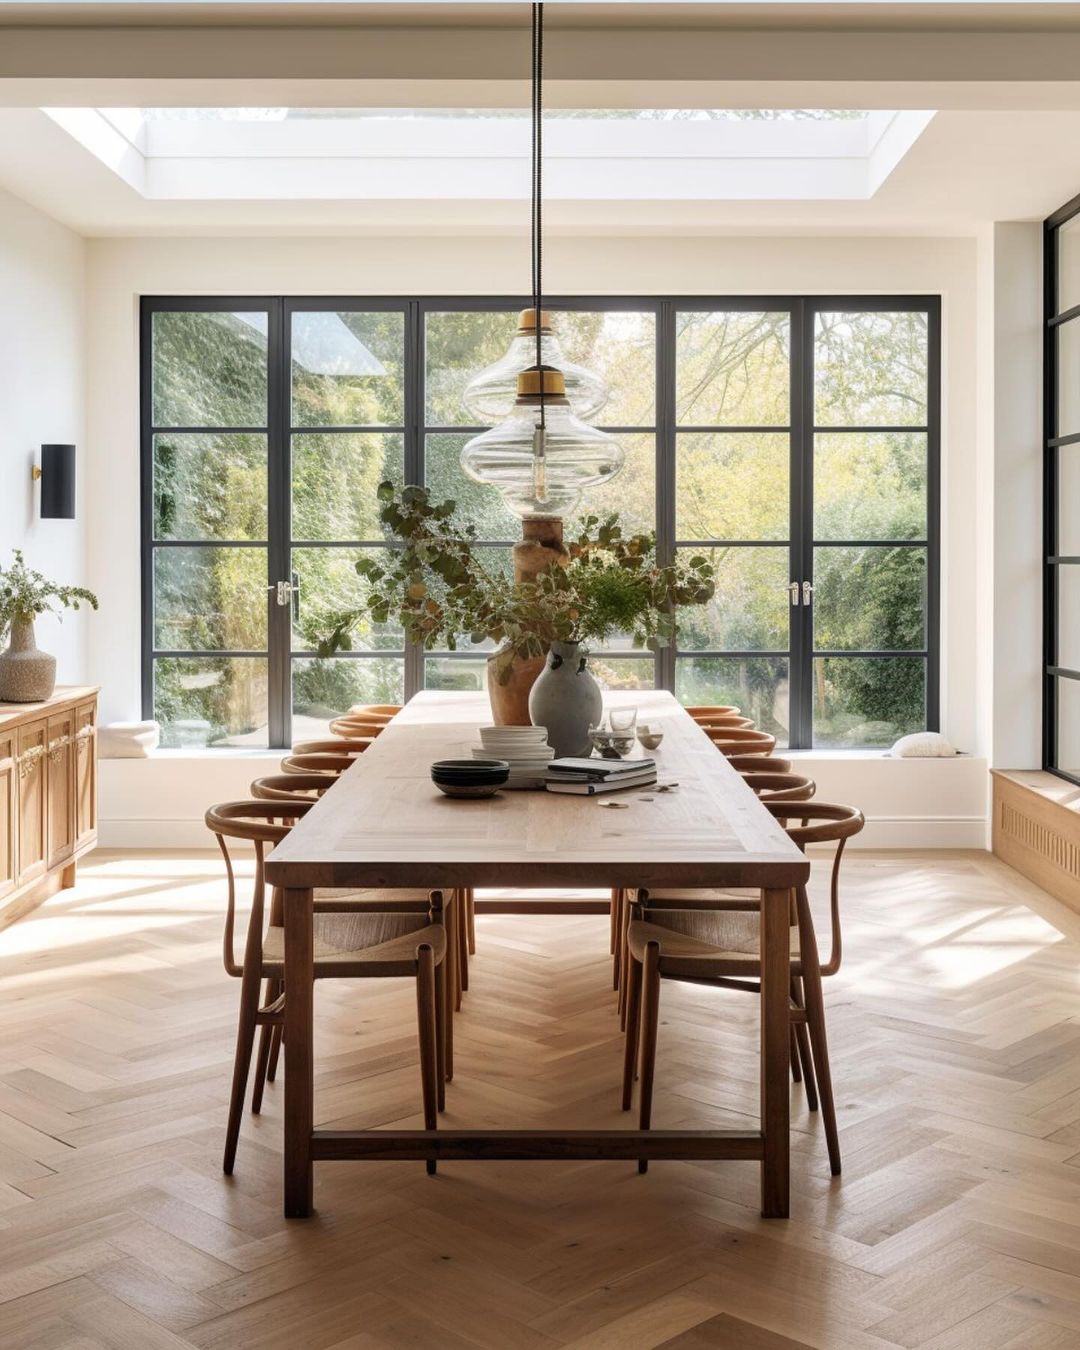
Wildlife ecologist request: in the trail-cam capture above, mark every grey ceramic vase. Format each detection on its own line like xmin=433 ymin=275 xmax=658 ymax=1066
xmin=0 ymin=620 xmax=57 ymax=703
xmin=528 ymin=639 xmax=603 ymax=758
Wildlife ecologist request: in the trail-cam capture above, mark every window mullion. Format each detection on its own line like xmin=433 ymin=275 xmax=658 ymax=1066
xmin=790 ymin=298 xmax=813 ymax=749
xmin=268 ymin=298 xmax=290 ymax=749
xmin=404 ymin=300 xmax=425 ymax=699
xmin=656 ymin=300 xmax=676 ymax=693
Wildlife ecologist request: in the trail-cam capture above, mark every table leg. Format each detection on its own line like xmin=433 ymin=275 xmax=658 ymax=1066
xmin=760 ymin=887 xmax=791 ymax=1218
xmin=284 ymin=886 xmax=314 ymax=1218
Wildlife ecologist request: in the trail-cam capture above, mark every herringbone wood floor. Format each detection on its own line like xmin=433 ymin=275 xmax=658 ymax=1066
xmin=3 ymin=850 xmax=1080 ymax=1349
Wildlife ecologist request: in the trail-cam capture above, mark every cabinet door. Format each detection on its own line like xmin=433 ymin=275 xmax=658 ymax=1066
xmin=0 ymin=733 xmax=15 ymax=901
xmin=75 ymin=701 xmax=97 ymax=849
xmin=17 ymin=719 xmax=47 ymax=885
xmin=46 ymin=711 xmax=75 ymax=870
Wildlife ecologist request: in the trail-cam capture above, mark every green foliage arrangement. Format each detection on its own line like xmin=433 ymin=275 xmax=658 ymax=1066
xmin=316 ymin=482 xmax=715 ymax=683
xmin=0 ymin=550 xmax=98 ymax=640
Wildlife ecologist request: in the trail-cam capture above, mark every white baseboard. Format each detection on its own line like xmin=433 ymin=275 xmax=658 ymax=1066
xmin=99 ymin=813 xmax=990 ymax=853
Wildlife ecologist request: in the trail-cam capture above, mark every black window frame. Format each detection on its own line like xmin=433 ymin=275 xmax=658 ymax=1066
xmin=140 ymin=293 xmax=940 ymax=749
xmin=1044 ymin=195 xmax=1080 ymax=785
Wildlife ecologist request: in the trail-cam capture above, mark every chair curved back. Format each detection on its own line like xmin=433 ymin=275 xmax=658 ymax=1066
xmin=280 ymin=752 xmax=355 ymax=776
xmin=348 ymin=704 xmax=400 ymax=718
xmin=250 ymin=773 xmax=336 ymax=802
xmin=291 ymin=738 xmax=370 ymax=756
xmin=697 ymin=715 xmax=755 ymax=731
xmin=763 ymin=800 xmax=864 ymax=977
xmin=740 ymin=771 xmax=816 ymax=803
xmin=205 ymin=800 xmax=316 ymax=978
xmin=684 ymin=705 xmax=740 ymax=721
xmin=727 ymin=754 xmax=792 ymax=775
xmin=329 ymin=717 xmax=386 ymax=740
xmin=707 ymin=729 xmax=777 ymax=757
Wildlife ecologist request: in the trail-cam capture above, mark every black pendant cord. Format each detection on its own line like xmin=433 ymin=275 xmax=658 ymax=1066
xmin=532 ymin=1 xmax=546 ymax=429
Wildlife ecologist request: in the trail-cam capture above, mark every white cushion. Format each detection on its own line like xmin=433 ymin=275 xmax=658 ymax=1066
xmin=98 ymin=721 xmax=161 ymax=758
xmin=890 ymin=731 xmax=956 ymax=758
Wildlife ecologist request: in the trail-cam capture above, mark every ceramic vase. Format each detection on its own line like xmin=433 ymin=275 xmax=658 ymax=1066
xmin=528 ymin=639 xmax=602 ymax=758
xmin=0 ymin=619 xmax=57 ymax=703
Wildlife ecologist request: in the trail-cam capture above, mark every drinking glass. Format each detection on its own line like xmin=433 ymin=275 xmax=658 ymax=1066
xmin=608 ymin=706 xmax=638 ymax=735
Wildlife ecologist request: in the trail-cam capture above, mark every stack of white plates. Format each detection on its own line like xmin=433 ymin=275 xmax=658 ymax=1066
xmin=473 ymin=725 xmax=554 ymax=789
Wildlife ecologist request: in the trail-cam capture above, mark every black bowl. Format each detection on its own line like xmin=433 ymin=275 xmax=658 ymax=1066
xmin=431 ymin=758 xmax=509 ymax=774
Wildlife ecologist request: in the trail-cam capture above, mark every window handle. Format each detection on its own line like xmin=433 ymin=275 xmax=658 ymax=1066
xmin=268 ymin=579 xmax=299 ymax=608
xmin=802 ymin=580 xmax=814 ymax=606
xmin=784 ymin=581 xmax=800 ymax=607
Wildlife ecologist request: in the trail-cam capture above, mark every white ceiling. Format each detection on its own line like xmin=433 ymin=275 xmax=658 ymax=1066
xmin=2 ymin=3 xmax=1080 ymax=234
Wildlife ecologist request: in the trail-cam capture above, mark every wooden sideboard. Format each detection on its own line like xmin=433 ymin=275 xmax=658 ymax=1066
xmin=0 ymin=685 xmax=98 ymax=931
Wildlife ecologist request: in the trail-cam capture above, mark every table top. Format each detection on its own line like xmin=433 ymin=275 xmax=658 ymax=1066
xmin=265 ymin=690 xmax=809 ymax=891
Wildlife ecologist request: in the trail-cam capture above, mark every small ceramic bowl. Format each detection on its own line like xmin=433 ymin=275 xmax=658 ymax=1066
xmin=636 ymin=724 xmax=664 ymax=750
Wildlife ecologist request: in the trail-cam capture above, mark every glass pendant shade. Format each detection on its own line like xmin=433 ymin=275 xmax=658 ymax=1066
xmin=460 ymin=367 xmax=625 ymax=519
xmin=462 ymin=309 xmax=610 ymax=423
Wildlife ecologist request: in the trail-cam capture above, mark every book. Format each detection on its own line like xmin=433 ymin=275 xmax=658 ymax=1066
xmin=548 ymin=756 xmax=656 ymax=779
xmin=546 ymin=771 xmax=657 ymax=796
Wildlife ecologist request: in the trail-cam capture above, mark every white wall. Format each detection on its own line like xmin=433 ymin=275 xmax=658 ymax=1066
xmin=0 ymin=188 xmax=87 ymax=679
xmin=83 ymin=231 xmax=986 ymax=847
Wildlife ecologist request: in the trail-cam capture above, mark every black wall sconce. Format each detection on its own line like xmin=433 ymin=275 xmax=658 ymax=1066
xmin=31 ymin=444 xmax=76 ymax=519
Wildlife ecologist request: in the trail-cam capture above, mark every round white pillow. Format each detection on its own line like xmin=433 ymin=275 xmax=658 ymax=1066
xmin=890 ymin=731 xmax=956 ymax=758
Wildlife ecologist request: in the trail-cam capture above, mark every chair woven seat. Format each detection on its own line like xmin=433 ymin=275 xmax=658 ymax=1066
xmin=262 ymin=913 xmax=446 ymax=977
xmin=313 ymin=886 xmax=432 ymax=906
xmin=638 ymin=886 xmax=758 ymax=910
xmin=628 ymin=911 xmax=800 ymax=978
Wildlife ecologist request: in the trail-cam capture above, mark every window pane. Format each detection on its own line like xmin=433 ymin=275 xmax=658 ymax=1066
xmin=815 ymin=310 xmax=928 ymax=427
xmin=676 ymin=546 xmax=788 ymax=652
xmin=1057 ymin=318 xmax=1080 ymax=440
xmin=425 ymin=657 xmax=489 ymax=692
xmin=1057 ymin=565 xmax=1080 ymax=672
xmin=291 ymin=310 xmax=405 ymax=427
xmin=814 ymin=546 xmax=926 ymax=651
xmin=589 ymin=656 xmax=656 ymax=691
xmin=1056 ymin=676 xmax=1080 ymax=777
xmin=675 ymin=311 xmax=789 ymax=427
xmin=291 ymin=433 xmax=404 ymax=542
xmin=813 ymin=656 xmax=925 ymax=747
xmin=292 ymin=656 xmax=404 ymax=738
xmin=426 ymin=548 xmax=513 ymax=652
xmin=425 ymin=310 xmax=517 ymax=425
xmin=814 ymin=432 xmax=927 ymax=541
xmin=154 ymin=656 xmax=268 ymax=748
xmin=675 ymin=656 xmax=789 ymax=744
xmin=153 ymin=547 xmax=266 ymax=651
xmin=557 ymin=311 xmax=656 ymax=426
xmin=153 ymin=433 xmax=267 ymax=541
xmin=676 ymin=432 xmax=788 ymax=541
xmin=290 ymin=547 xmax=404 ymax=651
xmin=426 ymin=431 xmax=655 ymax=540
xmin=152 ymin=310 xmax=267 ymax=428
xmin=1058 ymin=216 xmax=1080 ymax=315
xmin=1059 ymin=446 xmax=1080 ymax=554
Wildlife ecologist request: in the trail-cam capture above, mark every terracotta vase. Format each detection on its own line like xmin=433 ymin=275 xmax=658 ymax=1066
xmin=0 ymin=619 xmax=56 ymax=703
xmin=485 ymin=650 xmax=547 ymax=726
xmin=484 ymin=515 xmax=569 ymax=726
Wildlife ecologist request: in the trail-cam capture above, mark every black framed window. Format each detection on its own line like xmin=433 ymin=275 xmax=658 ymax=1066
xmin=141 ymin=294 xmax=939 ymax=749
xmin=1045 ymin=198 xmax=1080 ymax=783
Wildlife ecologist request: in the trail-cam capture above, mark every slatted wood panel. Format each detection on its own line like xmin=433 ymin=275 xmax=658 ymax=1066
xmin=2 ymin=849 xmax=1080 ymax=1347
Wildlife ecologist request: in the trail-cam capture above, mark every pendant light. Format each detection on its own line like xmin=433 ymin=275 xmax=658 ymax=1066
xmin=460 ymin=3 xmax=624 ymax=520
xmin=461 ymin=307 xmax=609 ymax=422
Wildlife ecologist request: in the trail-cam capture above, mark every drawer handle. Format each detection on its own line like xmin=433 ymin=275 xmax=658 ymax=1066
xmin=18 ymin=745 xmax=44 ymax=778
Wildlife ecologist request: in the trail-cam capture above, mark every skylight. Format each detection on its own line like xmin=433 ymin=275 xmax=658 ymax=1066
xmin=42 ymin=106 xmax=933 ymax=203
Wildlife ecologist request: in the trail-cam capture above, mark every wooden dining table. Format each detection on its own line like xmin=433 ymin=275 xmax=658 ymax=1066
xmin=264 ymin=689 xmax=810 ymax=1220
